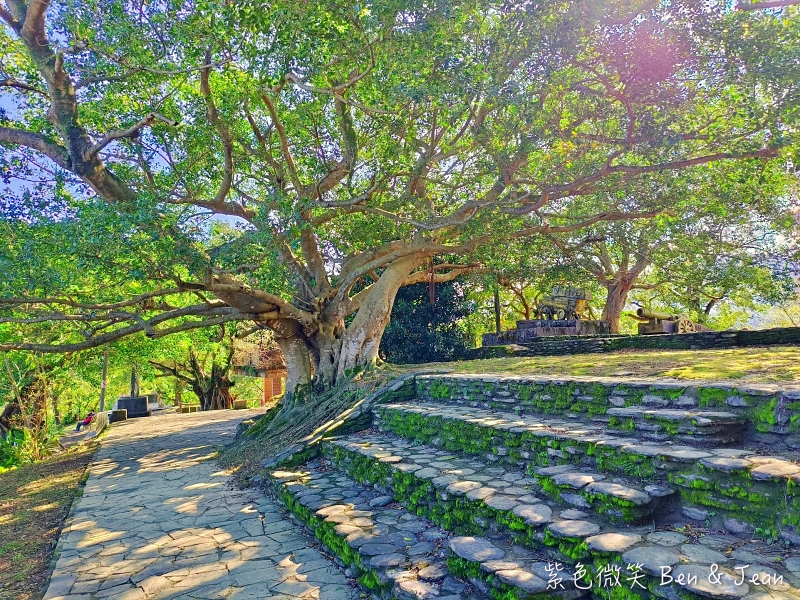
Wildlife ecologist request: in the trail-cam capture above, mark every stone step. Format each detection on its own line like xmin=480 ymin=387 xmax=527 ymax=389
xmin=269 ymin=461 xmax=477 ymax=600
xmin=531 ymin=464 xmax=677 ymax=524
xmin=319 ymin=432 xmax=800 ymax=599
xmin=413 ymin=374 xmax=800 ymax=449
xmin=325 ymin=430 xmax=670 ymax=529
xmin=323 ymin=432 xmax=609 ymax=548
xmin=374 ymin=403 xmax=800 ymax=542
xmin=268 ymin=461 xmax=587 ymax=600
xmin=601 ymin=406 xmax=746 ymax=446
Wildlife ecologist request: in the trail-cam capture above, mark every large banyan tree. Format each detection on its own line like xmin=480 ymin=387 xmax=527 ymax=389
xmin=1 ymin=0 xmax=798 ymax=396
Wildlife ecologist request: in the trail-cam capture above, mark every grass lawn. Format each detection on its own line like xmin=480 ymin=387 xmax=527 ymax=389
xmin=0 ymin=443 xmax=96 ymax=600
xmin=406 ymin=346 xmax=800 ymax=385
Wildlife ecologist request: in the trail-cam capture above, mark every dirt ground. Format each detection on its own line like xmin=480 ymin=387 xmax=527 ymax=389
xmin=0 ymin=444 xmax=96 ymax=600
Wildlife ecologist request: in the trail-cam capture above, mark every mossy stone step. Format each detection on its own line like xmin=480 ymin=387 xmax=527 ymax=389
xmin=446 ymin=535 xmax=588 ymax=599
xmin=532 ymin=464 xmax=677 ymax=524
xmin=316 ymin=434 xmax=800 ymax=599
xmin=413 ymin=373 xmax=798 ymax=442
xmin=270 ymin=462 xmax=477 ymax=600
xmin=323 ymin=433 xmax=604 ymax=555
xmin=374 ymin=403 xmax=800 ymax=541
xmin=603 ymin=407 xmax=746 ymax=446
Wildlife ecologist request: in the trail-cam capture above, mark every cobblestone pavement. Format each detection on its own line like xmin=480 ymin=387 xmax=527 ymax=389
xmin=43 ymin=410 xmax=359 ymax=600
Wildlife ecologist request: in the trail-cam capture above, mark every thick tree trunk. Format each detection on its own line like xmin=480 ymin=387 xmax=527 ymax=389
xmin=269 ymin=257 xmax=421 ymax=399
xmin=334 ymin=256 xmax=420 ymax=381
xmin=272 ymin=319 xmax=314 ymax=398
xmin=172 ymin=349 xmax=236 ymax=411
xmin=190 ymin=377 xmax=234 ymax=411
xmin=601 ymin=279 xmax=635 ymax=334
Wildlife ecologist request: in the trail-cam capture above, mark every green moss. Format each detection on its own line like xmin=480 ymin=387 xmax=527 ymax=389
xmin=652 ymin=416 xmax=680 ymax=436
xmin=753 ymin=398 xmax=778 ymax=433
xmin=608 ymin=416 xmax=636 ymax=432
xmin=446 ymin=555 xmax=483 ymax=580
xmin=356 ymin=570 xmax=382 ymax=590
xmin=429 ymin=380 xmax=453 ymax=399
xmin=595 ymin=450 xmax=655 ymax=479
xmin=244 ymin=407 xmax=280 ymax=438
xmin=276 ymin=445 xmax=320 ymax=469
xmin=697 ymin=387 xmax=731 ymax=409
xmin=585 ymin=492 xmax=641 ymax=523
xmin=543 ymin=530 xmax=588 ymax=560
xmin=657 ymin=387 xmax=686 ymax=401
xmin=587 ymin=402 xmax=608 ymax=416
xmin=535 ymin=475 xmax=560 ymax=497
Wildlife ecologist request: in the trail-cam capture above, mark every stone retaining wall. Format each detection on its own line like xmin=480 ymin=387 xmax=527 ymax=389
xmin=479 ymin=326 xmax=800 ymax=357
xmin=413 ymin=374 xmax=800 ymax=447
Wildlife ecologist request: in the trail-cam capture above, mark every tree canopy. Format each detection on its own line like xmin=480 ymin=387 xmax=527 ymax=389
xmin=1 ymin=0 xmax=799 ymax=394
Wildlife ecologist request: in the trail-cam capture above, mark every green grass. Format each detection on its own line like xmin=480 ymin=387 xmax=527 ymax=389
xmin=0 ymin=443 xmax=96 ymax=600
xmin=392 ymin=346 xmax=800 ymax=384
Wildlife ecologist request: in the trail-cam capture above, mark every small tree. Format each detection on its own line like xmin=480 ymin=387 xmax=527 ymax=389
xmin=1 ymin=354 xmax=54 ymax=462
xmin=150 ymin=345 xmax=235 ymax=411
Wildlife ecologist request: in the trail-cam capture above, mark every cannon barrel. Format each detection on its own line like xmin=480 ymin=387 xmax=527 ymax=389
xmin=626 ymin=312 xmax=650 ymax=323
xmin=636 ymin=308 xmax=677 ymax=321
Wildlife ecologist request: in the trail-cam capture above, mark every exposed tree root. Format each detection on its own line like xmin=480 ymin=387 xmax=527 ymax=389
xmin=219 ymin=375 xmax=385 ymax=482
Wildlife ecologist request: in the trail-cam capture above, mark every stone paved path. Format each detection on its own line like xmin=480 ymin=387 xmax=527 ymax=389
xmin=44 ymin=410 xmax=358 ymax=600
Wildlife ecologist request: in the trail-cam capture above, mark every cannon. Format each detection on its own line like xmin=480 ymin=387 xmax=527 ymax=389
xmin=534 ymin=286 xmax=592 ymax=321
xmin=634 ymin=308 xmax=697 ymax=335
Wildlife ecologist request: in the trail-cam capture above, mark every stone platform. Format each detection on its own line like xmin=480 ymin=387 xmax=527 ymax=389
xmin=114 ymin=395 xmax=151 ymax=419
xmin=482 ymin=319 xmax=611 ymax=346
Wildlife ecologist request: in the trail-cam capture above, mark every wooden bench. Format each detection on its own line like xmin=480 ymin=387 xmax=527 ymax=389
xmin=178 ymin=403 xmax=200 ymax=413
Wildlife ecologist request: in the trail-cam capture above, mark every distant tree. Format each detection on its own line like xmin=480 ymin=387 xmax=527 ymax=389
xmin=761 ymin=286 xmax=800 ymax=327
xmin=380 ymin=282 xmax=473 ymax=364
xmin=632 ymin=234 xmax=796 ymax=328
xmin=544 ymin=161 xmax=798 ymax=332
xmin=150 ymin=346 xmax=236 ymax=411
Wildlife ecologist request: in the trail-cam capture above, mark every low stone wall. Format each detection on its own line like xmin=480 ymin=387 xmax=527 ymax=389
xmin=479 ymin=326 xmax=800 ymax=357
xmin=413 ymin=373 xmax=800 ymax=448
xmin=92 ymin=411 xmax=109 ymax=433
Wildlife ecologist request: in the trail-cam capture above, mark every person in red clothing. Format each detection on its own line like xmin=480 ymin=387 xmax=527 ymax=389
xmin=75 ymin=411 xmax=96 ymax=432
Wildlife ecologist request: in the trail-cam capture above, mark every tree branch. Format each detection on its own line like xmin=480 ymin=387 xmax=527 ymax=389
xmin=402 ymin=264 xmax=481 ymax=285
xmin=85 ymin=112 xmax=178 ymax=160
xmin=0 ymin=77 xmax=47 ymax=95
xmin=20 ymin=0 xmax=50 ymax=46
xmin=0 ymin=306 xmax=245 ymax=353
xmin=0 ymin=126 xmax=70 ymax=168
xmin=502 ymin=148 xmax=780 ymax=217
xmin=200 ymin=53 xmax=234 ymax=206
xmin=0 ymin=4 xmax=18 ymax=29
xmin=0 ymin=288 xmax=188 ymax=310
xmin=260 ymin=92 xmax=301 ymax=192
